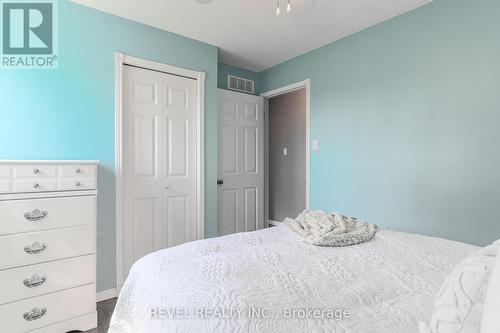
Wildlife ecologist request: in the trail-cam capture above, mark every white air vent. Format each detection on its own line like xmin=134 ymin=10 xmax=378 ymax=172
xmin=227 ymin=75 xmax=255 ymax=94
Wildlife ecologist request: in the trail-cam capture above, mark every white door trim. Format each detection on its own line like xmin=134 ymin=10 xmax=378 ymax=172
xmin=261 ymin=79 xmax=311 ymax=224
xmin=114 ymin=52 xmax=205 ymax=292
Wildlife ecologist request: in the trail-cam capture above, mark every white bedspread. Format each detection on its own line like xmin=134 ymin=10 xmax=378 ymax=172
xmin=109 ymin=227 xmax=476 ymax=333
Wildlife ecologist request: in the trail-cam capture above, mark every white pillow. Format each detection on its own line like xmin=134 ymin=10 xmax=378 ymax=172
xmin=481 ymin=240 xmax=500 ymax=333
xmin=420 ymin=241 xmax=499 ymax=333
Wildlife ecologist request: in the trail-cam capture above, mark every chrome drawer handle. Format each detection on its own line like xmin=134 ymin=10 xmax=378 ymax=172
xmin=23 ymin=307 xmax=47 ymax=321
xmin=23 ymin=274 xmax=47 ymax=288
xmin=24 ymin=242 xmax=47 ymax=254
xmin=75 ymin=168 xmax=81 ymax=174
xmin=33 ymin=169 xmax=40 ymax=174
xmin=75 ymin=181 xmax=81 ymax=187
xmin=24 ymin=209 xmax=48 ymax=222
xmin=33 ymin=183 xmax=40 ymax=189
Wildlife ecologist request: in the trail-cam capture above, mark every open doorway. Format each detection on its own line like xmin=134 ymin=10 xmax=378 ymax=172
xmin=262 ymin=80 xmax=310 ymax=227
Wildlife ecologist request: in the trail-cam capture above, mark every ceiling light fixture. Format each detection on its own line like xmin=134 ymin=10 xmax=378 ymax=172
xmin=276 ymin=0 xmax=292 ymax=16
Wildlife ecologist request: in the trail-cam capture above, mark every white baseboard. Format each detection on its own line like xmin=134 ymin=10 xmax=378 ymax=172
xmin=268 ymin=219 xmax=282 ymax=227
xmin=97 ymin=288 xmax=117 ymax=302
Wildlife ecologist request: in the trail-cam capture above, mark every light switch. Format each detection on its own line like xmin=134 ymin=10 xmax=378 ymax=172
xmin=312 ymin=140 xmax=319 ymax=151
xmin=283 ymin=148 xmax=288 ymax=156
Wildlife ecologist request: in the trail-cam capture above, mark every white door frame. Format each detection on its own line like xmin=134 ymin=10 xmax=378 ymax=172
xmin=114 ymin=52 xmax=205 ymax=291
xmin=261 ymin=79 xmax=311 ymax=225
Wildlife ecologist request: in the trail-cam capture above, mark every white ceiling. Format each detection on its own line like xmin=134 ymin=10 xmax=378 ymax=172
xmin=70 ymin=0 xmax=432 ymax=72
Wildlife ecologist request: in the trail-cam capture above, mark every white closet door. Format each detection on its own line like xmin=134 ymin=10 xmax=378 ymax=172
xmin=121 ymin=65 xmax=197 ymax=280
xmin=218 ymin=89 xmax=264 ymax=236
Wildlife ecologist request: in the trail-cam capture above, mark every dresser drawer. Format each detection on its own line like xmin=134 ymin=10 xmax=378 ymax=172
xmin=58 ymin=165 xmax=96 ymax=178
xmin=0 ymin=255 xmax=95 ymax=305
xmin=14 ymin=166 xmax=57 ymax=179
xmin=0 ymin=180 xmax=12 ymax=193
xmin=0 ymin=226 xmax=94 ymax=270
xmin=13 ymin=179 xmax=57 ymax=193
xmin=0 ymin=284 xmax=96 ymax=333
xmin=0 ymin=196 xmax=96 ymax=236
xmin=0 ymin=166 xmax=12 ymax=178
xmin=57 ymin=177 xmax=96 ymax=191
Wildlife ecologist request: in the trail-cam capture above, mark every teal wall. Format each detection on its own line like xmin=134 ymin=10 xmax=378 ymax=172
xmin=217 ymin=62 xmax=261 ymax=94
xmin=260 ymin=0 xmax=500 ymax=246
xmin=0 ymin=0 xmax=219 ymax=292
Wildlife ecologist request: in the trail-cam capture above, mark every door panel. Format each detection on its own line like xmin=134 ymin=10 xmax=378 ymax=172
xmin=167 ymin=118 xmax=188 ymax=178
xmin=132 ymin=197 xmax=157 ymax=259
xmin=244 ymin=127 xmax=258 ymax=173
xmin=167 ymin=87 xmax=189 ymax=109
xmin=222 ymin=125 xmax=238 ymax=174
xmin=133 ymin=81 xmax=158 ymax=104
xmin=244 ymin=103 xmax=258 ymax=120
xmin=133 ymin=114 xmax=158 ymax=178
xmin=221 ymin=188 xmax=238 ymax=235
xmin=222 ymin=99 xmax=237 ymax=118
xmin=218 ymin=89 xmax=264 ymax=236
xmin=244 ymin=187 xmax=257 ymax=232
xmin=165 ymin=195 xmax=189 ymax=247
xmin=122 ymin=65 xmax=198 ymax=282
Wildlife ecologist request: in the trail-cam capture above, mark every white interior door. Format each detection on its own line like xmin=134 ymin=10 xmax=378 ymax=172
xmin=218 ymin=89 xmax=264 ymax=236
xmin=121 ymin=65 xmax=198 ymax=280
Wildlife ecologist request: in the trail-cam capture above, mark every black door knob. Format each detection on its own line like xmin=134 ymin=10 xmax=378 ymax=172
xmin=217 ymin=179 xmax=224 ymax=186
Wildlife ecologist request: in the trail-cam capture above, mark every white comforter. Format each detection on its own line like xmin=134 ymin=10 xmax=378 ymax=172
xmin=109 ymin=227 xmax=476 ymax=333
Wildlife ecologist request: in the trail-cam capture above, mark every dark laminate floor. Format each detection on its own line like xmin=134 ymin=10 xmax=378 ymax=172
xmin=84 ymin=298 xmax=117 ymax=333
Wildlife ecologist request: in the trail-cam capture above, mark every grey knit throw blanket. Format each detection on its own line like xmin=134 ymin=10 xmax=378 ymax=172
xmin=284 ymin=210 xmax=377 ymax=247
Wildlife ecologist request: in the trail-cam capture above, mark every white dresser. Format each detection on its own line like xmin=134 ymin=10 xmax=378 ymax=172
xmin=0 ymin=161 xmax=98 ymax=333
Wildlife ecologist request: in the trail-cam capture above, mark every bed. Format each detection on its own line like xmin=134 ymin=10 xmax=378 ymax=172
xmin=109 ymin=226 xmax=477 ymax=333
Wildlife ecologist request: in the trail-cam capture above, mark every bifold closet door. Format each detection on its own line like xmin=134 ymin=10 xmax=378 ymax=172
xmin=121 ymin=65 xmax=197 ymax=281
xmin=218 ymin=89 xmax=264 ymax=236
